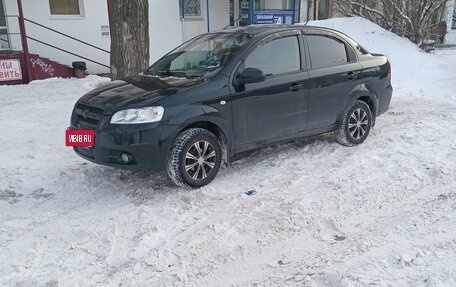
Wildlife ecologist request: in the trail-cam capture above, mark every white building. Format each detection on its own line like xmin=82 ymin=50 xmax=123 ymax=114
xmin=0 ymin=0 xmax=454 ymax=77
xmin=446 ymin=0 xmax=456 ymax=30
xmin=0 ymin=0 xmax=336 ymax=76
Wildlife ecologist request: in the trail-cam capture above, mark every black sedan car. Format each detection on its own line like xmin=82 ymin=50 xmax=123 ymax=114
xmin=71 ymin=25 xmax=392 ymax=188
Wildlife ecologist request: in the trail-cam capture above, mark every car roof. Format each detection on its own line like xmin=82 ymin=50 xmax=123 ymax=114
xmin=214 ymin=24 xmax=336 ymax=36
xmin=211 ymin=24 xmax=361 ymax=50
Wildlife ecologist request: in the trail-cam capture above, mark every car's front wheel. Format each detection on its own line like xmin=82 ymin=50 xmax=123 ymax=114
xmin=167 ymin=128 xmax=222 ymax=188
xmin=336 ymin=100 xmax=373 ymax=146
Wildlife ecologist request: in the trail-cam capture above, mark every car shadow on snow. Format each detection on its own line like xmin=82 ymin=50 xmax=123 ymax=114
xmin=73 ymin=133 xmax=336 ymax=198
xmin=231 ymin=133 xmax=336 ymax=165
xmin=68 ymin=163 xmax=175 ymax=197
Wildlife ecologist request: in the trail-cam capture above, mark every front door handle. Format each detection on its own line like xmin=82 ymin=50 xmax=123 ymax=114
xmin=289 ymin=83 xmax=304 ymax=91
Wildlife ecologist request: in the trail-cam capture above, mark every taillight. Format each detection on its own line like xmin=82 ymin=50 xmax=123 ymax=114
xmin=387 ymin=62 xmax=391 ymax=79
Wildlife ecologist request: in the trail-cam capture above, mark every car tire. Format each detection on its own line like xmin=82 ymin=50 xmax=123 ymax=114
xmin=336 ymin=100 xmax=373 ymax=146
xmin=167 ymin=128 xmax=222 ymax=188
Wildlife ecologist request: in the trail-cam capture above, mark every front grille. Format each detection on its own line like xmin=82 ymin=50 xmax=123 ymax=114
xmin=74 ymin=103 xmax=104 ymax=129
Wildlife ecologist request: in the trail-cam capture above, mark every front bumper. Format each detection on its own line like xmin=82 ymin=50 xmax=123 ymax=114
xmin=72 ymin=122 xmax=172 ymax=171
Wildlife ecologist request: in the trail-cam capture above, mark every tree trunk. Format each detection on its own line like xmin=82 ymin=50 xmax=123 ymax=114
xmin=109 ymin=0 xmax=149 ymax=80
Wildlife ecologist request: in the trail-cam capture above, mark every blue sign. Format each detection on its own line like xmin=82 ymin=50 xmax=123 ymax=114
xmin=253 ymin=10 xmax=294 ymax=25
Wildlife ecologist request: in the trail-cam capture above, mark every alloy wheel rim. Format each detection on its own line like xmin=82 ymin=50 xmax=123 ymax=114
xmin=185 ymin=140 xmax=216 ymax=181
xmin=348 ymin=108 xmax=368 ymax=140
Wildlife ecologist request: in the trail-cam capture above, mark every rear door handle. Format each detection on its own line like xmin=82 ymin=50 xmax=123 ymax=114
xmin=289 ymin=83 xmax=304 ymax=91
xmin=346 ymin=72 xmax=355 ymax=80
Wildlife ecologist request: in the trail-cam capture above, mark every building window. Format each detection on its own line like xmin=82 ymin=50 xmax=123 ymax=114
xmin=254 ymin=0 xmax=293 ymax=10
xmin=179 ymin=0 xmax=202 ymax=18
xmin=0 ymin=0 xmax=9 ymax=49
xmin=0 ymin=0 xmax=5 ymax=26
xmin=49 ymin=0 xmax=82 ymax=16
xmin=317 ymin=0 xmax=329 ymax=20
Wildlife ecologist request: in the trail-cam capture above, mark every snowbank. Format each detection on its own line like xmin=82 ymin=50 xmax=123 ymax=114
xmin=303 ymin=17 xmax=456 ymax=88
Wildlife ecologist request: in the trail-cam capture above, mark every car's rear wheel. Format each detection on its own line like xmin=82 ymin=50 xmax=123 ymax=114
xmin=336 ymin=100 xmax=373 ymax=146
xmin=167 ymin=128 xmax=221 ymax=188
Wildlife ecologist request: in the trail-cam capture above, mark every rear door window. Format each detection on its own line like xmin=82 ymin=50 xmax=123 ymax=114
xmin=307 ymin=35 xmax=349 ymax=69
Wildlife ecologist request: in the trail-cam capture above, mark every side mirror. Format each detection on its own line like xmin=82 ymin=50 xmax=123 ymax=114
xmin=240 ymin=68 xmax=266 ymax=84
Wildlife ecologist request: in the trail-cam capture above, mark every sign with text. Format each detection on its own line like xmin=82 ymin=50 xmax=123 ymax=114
xmin=0 ymin=59 xmax=22 ymax=81
xmin=101 ymin=25 xmax=110 ymax=38
xmin=66 ymin=129 xmax=95 ymax=147
xmin=253 ymin=10 xmax=294 ymax=25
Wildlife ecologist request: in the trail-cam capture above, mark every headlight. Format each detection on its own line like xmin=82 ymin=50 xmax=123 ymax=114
xmin=110 ymin=106 xmax=164 ymax=124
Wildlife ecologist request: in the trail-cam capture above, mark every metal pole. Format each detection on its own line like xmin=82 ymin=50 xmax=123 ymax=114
xmin=292 ymin=0 xmax=296 ymax=23
xmin=106 ymin=0 xmax=112 ymax=33
xmin=206 ymin=0 xmax=210 ymax=32
xmin=250 ymin=0 xmax=254 ymax=25
xmin=16 ymin=0 xmax=32 ymax=83
xmin=314 ymin=0 xmax=318 ymax=20
xmin=307 ymin=0 xmax=310 ymax=21
xmin=181 ymin=0 xmax=185 ymax=43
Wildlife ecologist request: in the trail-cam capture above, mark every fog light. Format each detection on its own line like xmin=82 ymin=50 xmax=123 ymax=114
xmin=121 ymin=153 xmax=132 ymax=164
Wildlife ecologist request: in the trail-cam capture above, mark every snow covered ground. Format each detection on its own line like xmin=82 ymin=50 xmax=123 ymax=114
xmin=1 ymin=17 xmax=456 ymax=286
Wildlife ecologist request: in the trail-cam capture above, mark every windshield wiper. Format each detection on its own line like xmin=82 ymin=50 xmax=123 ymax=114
xmin=145 ymin=70 xmax=202 ymax=79
xmin=148 ymin=70 xmax=188 ymax=78
xmin=162 ymin=70 xmax=187 ymax=77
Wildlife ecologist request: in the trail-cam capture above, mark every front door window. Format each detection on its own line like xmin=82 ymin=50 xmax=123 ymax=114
xmin=0 ymin=0 xmax=10 ymax=49
xmin=244 ymin=36 xmax=301 ymax=76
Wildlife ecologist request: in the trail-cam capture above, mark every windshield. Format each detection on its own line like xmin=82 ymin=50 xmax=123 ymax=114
xmin=145 ymin=33 xmax=253 ymax=78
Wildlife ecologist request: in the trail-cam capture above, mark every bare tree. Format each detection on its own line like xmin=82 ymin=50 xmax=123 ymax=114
xmin=335 ymin=0 xmax=449 ymax=45
xmin=109 ymin=0 xmax=149 ymax=80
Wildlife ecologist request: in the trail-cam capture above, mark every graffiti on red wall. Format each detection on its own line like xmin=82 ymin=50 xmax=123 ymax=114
xmin=30 ymin=58 xmax=55 ymax=77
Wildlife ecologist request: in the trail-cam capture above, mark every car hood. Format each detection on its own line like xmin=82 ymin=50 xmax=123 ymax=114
xmin=77 ymin=75 xmax=204 ymax=114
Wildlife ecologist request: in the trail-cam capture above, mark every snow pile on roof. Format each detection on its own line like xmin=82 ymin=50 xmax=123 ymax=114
xmin=304 ymin=17 xmax=456 ymax=88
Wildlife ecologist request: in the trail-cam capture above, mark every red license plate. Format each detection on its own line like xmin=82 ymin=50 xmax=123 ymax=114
xmin=66 ymin=129 xmax=95 ymax=147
